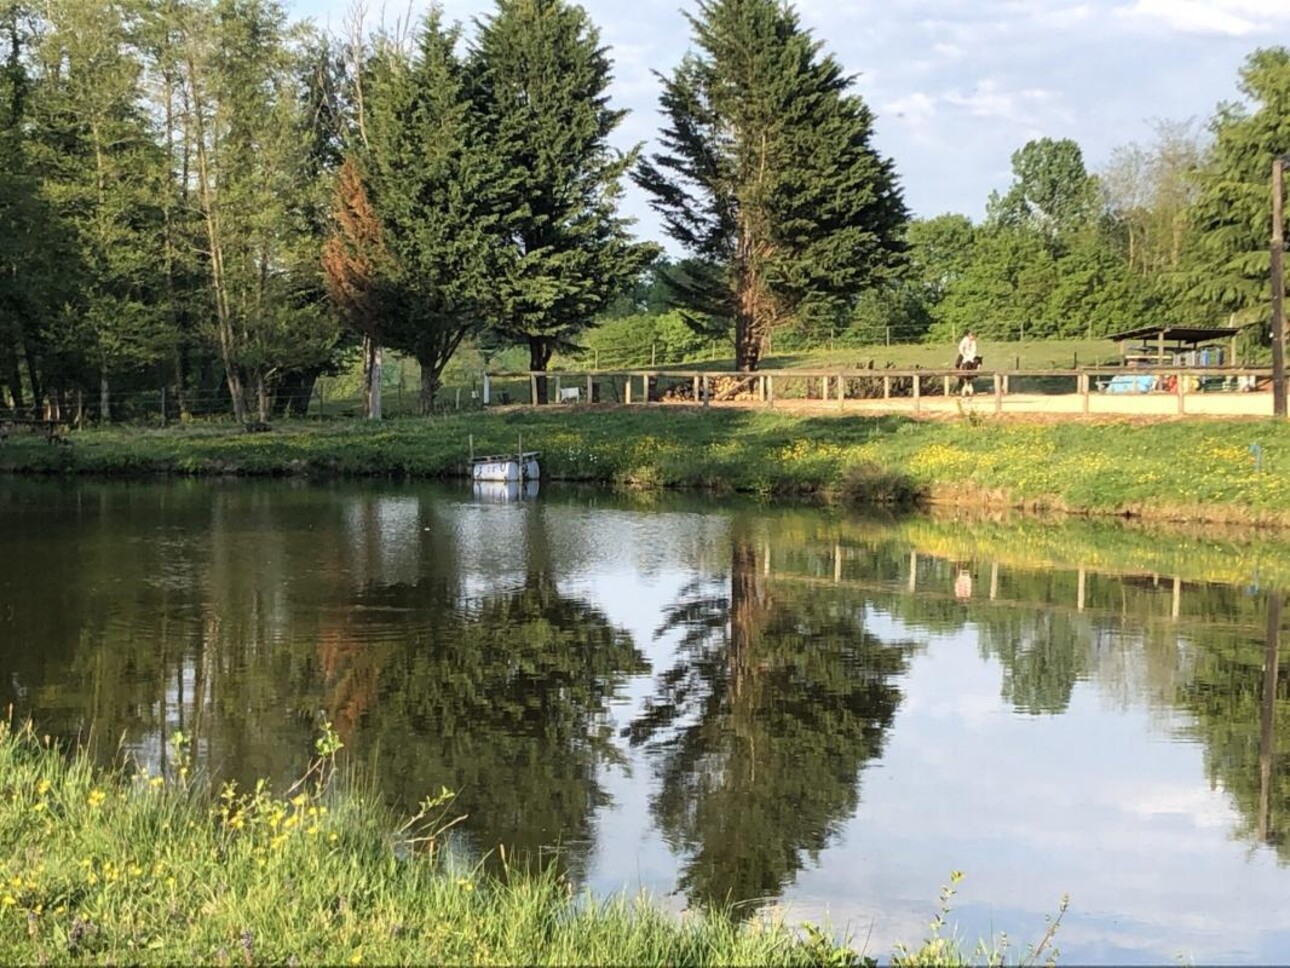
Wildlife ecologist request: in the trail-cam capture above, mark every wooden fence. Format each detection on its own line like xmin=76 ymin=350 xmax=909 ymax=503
xmin=483 ymin=366 xmax=1279 ymax=417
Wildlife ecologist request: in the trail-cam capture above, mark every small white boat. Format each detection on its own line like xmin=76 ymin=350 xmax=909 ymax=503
xmin=470 ymin=451 xmax=540 ymax=483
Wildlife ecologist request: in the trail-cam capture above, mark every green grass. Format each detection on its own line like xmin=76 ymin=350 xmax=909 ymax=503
xmin=755 ymin=338 xmax=1120 ymax=373
xmin=3 ymin=407 xmax=1288 ymax=524
xmin=0 ymin=720 xmax=1060 ymax=966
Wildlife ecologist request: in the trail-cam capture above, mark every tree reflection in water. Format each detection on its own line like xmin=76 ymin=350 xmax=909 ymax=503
xmin=627 ymin=518 xmax=917 ymax=916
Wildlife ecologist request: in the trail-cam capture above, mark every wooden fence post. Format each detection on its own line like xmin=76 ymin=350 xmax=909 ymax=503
xmin=767 ymin=375 xmax=775 ymax=407
xmin=994 ymin=372 xmax=1003 ymax=414
xmin=1176 ymin=370 xmax=1185 ymax=415
xmin=625 ymin=375 xmax=633 ymax=405
xmin=693 ymin=374 xmax=700 ymax=403
xmin=529 ymin=373 xmax=538 ymax=407
xmin=837 ymin=373 xmax=845 ymax=410
xmin=1080 ymin=372 xmax=1090 ymax=414
xmin=883 ymin=375 xmax=890 ymax=399
xmin=943 ymin=375 xmax=951 ymax=397
xmin=702 ymin=373 xmax=710 ymax=408
xmin=586 ymin=373 xmax=593 ymax=403
xmin=913 ymin=373 xmax=921 ymax=413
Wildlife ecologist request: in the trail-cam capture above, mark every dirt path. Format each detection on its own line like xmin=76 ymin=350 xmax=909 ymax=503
xmin=693 ymin=390 xmax=1277 ymax=419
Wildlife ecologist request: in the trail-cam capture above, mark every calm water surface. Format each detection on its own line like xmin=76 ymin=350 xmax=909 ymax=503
xmin=1 ymin=479 xmax=1288 ymax=964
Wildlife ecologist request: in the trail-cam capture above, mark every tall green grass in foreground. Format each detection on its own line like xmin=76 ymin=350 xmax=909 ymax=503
xmin=0 ymin=720 xmax=1064 ymax=966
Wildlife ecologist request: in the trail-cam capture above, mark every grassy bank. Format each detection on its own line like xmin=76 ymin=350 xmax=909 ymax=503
xmin=0 ymin=720 xmax=1046 ymax=966
xmin=2 ymin=407 xmax=1288 ymax=524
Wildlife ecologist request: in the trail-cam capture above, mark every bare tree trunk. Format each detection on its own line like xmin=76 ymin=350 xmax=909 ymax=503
xmin=4 ymin=348 xmax=22 ymax=411
xmin=528 ymin=336 xmax=552 ymax=405
xmin=362 ymin=336 xmax=383 ymax=420
xmin=255 ymin=371 xmax=269 ymax=423
xmin=21 ymin=337 xmax=42 ymax=416
xmin=419 ymin=357 xmax=439 ymax=414
xmin=184 ymin=39 xmax=247 ymax=424
xmin=99 ymin=367 xmax=110 ymax=422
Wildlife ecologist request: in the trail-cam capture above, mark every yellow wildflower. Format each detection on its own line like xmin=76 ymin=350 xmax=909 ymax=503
xmin=87 ymin=789 xmax=106 ymax=809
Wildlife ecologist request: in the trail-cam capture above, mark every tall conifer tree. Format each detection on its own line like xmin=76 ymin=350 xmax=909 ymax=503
xmin=468 ymin=0 xmax=655 ymax=399
xmin=1185 ymin=47 xmax=1290 ymax=327
xmin=636 ymin=0 xmax=907 ymax=371
xmin=352 ymin=12 xmax=509 ymax=412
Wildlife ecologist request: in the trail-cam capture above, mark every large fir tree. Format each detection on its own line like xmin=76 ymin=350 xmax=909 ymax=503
xmin=468 ymin=0 xmax=655 ymax=399
xmin=635 ymin=0 xmax=907 ymax=372
xmin=1185 ymin=47 xmax=1290 ymax=328
xmin=350 ymin=12 xmax=509 ymax=413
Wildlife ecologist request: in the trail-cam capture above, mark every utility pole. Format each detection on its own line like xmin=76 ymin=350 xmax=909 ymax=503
xmin=1273 ymin=157 xmax=1287 ymax=417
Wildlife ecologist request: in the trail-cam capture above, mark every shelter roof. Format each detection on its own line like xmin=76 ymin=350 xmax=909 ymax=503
xmin=1105 ymin=325 xmax=1244 ymax=343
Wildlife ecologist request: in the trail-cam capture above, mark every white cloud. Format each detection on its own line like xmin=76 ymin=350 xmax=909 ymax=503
xmin=1115 ymin=0 xmax=1290 ymax=36
xmin=941 ymin=80 xmax=1057 ymax=125
xmin=882 ymin=91 xmax=939 ymax=139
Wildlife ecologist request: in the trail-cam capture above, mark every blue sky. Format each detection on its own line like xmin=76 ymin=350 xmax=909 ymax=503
xmin=290 ymin=0 xmax=1290 ymax=244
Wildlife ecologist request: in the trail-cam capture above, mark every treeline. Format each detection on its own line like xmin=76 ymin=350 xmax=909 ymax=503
xmin=776 ymin=49 xmax=1290 ymax=354
xmin=1 ymin=0 xmax=1289 ymax=421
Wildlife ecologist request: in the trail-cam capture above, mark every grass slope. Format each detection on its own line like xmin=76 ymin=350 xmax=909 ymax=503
xmin=2 ymin=408 xmax=1288 ymax=524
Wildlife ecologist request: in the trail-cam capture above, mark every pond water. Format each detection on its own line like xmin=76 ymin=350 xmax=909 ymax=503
xmin=1 ymin=478 xmax=1288 ymax=964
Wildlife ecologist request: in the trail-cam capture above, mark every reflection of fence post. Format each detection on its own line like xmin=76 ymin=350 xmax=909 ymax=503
xmin=908 ymin=551 xmax=917 ymax=592
xmin=1259 ymin=592 xmax=1282 ymax=842
xmin=990 ymin=562 xmax=999 ymax=600
xmin=1077 ymin=568 xmax=1086 ymax=612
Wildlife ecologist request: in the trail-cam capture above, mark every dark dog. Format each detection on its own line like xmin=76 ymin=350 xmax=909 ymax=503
xmin=954 ymin=354 xmax=983 ymax=397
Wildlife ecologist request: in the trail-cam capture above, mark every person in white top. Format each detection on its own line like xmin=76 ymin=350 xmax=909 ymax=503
xmin=955 ymin=332 xmax=980 ymax=397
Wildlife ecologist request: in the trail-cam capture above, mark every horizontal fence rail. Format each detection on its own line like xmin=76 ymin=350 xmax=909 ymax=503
xmin=482 ymin=366 xmax=1280 ymax=417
